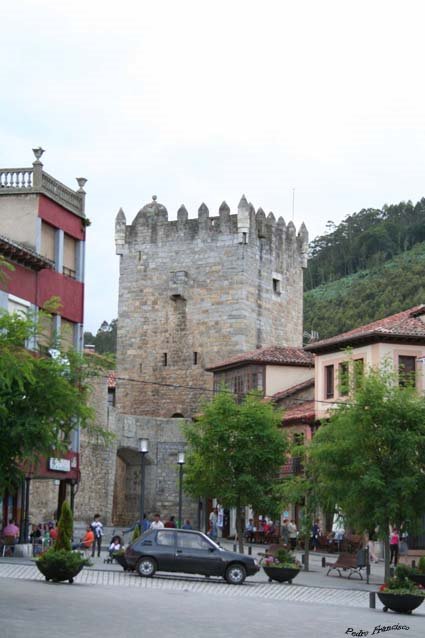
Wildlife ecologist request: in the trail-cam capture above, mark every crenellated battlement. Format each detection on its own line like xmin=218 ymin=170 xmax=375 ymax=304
xmin=115 ymin=194 xmax=308 ymax=266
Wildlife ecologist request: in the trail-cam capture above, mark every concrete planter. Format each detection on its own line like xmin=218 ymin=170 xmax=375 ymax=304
xmin=263 ymin=566 xmax=300 ymax=584
xmin=378 ymin=592 xmax=424 ymax=614
xmin=36 ymin=560 xmax=84 ymax=584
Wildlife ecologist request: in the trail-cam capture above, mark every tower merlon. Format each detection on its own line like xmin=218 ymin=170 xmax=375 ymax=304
xmin=115 ymin=207 xmax=127 ymax=255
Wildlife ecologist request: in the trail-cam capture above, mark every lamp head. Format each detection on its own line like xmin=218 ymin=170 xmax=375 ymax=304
xmin=139 ymin=438 xmax=149 ymax=454
xmin=177 ymin=451 xmax=185 ymax=465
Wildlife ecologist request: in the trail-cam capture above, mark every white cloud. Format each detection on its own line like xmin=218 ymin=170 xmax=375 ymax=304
xmin=2 ymin=0 xmax=425 ymax=331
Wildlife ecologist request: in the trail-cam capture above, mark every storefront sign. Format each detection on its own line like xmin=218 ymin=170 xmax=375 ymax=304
xmin=48 ymin=458 xmax=71 ymax=472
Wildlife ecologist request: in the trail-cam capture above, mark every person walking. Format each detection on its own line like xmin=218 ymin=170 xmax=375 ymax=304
xmin=150 ymin=513 xmax=165 ymax=530
xmin=390 ymin=528 xmax=400 ymax=566
xmin=288 ymin=519 xmax=298 ymax=550
xmin=312 ymin=519 xmax=321 ymax=551
xmin=164 ymin=516 xmax=177 ymax=528
xmin=208 ymin=508 xmax=218 ymax=541
xmin=367 ymin=529 xmax=379 ymax=563
xmin=90 ymin=514 xmax=104 ymax=557
xmin=281 ymin=518 xmax=289 ymax=547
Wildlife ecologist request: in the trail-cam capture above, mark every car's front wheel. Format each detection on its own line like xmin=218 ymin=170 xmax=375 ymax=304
xmin=137 ymin=557 xmax=157 ymax=578
xmin=225 ymin=563 xmax=246 ymax=585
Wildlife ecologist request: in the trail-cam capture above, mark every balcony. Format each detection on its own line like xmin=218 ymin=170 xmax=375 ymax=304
xmin=0 ymin=149 xmax=86 ymax=218
xmin=279 ymin=457 xmax=303 ymax=477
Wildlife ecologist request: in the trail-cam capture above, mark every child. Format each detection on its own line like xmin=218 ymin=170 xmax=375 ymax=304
xmin=109 ymin=535 xmax=122 ymax=557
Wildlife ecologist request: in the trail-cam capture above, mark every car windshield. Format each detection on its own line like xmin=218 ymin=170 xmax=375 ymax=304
xmin=198 ymin=533 xmax=223 ymax=551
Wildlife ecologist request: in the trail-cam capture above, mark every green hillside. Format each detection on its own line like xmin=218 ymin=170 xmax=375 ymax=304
xmin=303 ymin=242 xmax=425 ymax=341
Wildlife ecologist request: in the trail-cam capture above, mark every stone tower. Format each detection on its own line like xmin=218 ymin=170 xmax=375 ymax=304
xmin=115 ymin=195 xmax=308 ymax=418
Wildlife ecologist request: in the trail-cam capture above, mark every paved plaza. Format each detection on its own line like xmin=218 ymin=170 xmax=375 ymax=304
xmin=0 ymin=575 xmax=423 ymax=638
xmin=0 ymin=547 xmax=423 ymax=638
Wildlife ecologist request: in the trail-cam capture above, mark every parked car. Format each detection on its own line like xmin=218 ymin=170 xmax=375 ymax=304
xmin=125 ymin=528 xmax=260 ymax=584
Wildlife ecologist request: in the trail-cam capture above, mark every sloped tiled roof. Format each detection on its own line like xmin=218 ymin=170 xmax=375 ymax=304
xmin=0 ymin=233 xmax=54 ymax=271
xmin=271 ymin=378 xmax=314 ymax=402
xmin=282 ymin=400 xmax=316 ymax=424
xmin=206 ymin=346 xmax=314 ymax=372
xmin=305 ymin=305 xmax=425 ymax=354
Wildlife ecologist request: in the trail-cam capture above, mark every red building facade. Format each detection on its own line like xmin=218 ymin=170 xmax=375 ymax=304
xmin=0 ymin=148 xmax=87 ymax=530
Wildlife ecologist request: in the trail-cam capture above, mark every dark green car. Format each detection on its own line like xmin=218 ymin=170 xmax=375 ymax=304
xmin=125 ymin=528 xmax=260 ymax=584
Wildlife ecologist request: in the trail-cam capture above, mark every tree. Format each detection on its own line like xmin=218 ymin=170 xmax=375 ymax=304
xmin=0 ymin=311 xmax=98 ymax=494
xmin=309 ymin=369 xmax=425 ymax=581
xmin=279 ymin=438 xmax=322 ymax=572
xmin=184 ymin=390 xmax=288 ymax=552
xmin=84 ymin=319 xmax=117 ymax=355
xmin=0 ymin=255 xmax=14 ymax=287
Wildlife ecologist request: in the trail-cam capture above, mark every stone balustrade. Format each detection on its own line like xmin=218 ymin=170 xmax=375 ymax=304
xmin=0 ymin=166 xmax=85 ymax=217
xmin=0 ymin=167 xmax=33 ymax=189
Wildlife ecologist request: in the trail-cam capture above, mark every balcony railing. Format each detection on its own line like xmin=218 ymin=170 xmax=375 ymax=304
xmin=0 ymin=162 xmax=86 ymax=218
xmin=279 ymin=457 xmax=303 ymax=477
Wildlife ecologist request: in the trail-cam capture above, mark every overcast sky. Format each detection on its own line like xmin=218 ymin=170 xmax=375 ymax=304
xmin=2 ymin=0 xmax=425 ymax=332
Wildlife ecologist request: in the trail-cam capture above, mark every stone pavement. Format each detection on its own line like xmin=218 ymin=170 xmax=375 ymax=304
xmin=1 ymin=577 xmax=424 ymax=638
xmin=0 ymin=543 xmax=392 ymax=612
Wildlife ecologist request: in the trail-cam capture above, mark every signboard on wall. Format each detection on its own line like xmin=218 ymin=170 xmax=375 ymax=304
xmin=48 ymin=458 xmax=71 ymax=472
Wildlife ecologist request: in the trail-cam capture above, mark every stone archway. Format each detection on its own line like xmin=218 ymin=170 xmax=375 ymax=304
xmin=111 ymin=446 xmax=152 ymax=526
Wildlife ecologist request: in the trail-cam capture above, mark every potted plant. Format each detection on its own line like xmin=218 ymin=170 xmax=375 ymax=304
xmin=378 ymin=565 xmax=425 ymax=614
xmin=36 ymin=501 xmax=91 ymax=583
xmin=409 ymin=556 xmax=425 ymax=587
xmin=260 ymin=547 xmax=301 ymax=584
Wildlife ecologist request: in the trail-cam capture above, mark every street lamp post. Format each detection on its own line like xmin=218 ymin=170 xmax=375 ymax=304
xmin=139 ymin=438 xmax=149 ymax=530
xmin=177 ymin=451 xmax=185 ymax=529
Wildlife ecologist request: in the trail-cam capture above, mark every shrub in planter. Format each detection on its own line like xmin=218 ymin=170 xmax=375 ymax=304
xmin=54 ymin=501 xmax=73 ymax=552
xmin=378 ymin=565 xmax=425 ymax=614
xmin=260 ymin=547 xmax=301 ymax=583
xmin=37 ymin=548 xmax=91 ymax=583
xmin=36 ymin=500 xmax=91 ymax=583
xmin=410 ymin=556 xmax=425 ymax=587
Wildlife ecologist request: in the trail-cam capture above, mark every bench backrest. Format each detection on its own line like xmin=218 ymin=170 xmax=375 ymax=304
xmin=336 ymin=552 xmax=357 ymax=566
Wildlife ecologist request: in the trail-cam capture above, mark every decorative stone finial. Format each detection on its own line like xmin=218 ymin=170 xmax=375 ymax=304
xmin=76 ymin=177 xmax=87 ymax=192
xmin=152 ymin=195 xmax=157 ymax=201
xmin=32 ymin=147 xmax=45 ymax=162
xmin=219 ymin=201 xmax=230 ymax=214
xmin=198 ymin=203 xmax=209 ymax=215
xmin=267 ymin=212 xmax=276 ymax=224
xmin=277 ymin=216 xmax=286 ymax=228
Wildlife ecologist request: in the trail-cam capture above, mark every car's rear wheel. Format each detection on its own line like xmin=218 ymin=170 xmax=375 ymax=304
xmin=225 ymin=563 xmax=246 ymax=585
xmin=137 ymin=557 xmax=157 ymax=578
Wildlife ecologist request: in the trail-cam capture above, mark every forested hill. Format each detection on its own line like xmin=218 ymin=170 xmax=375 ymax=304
xmin=305 ymin=198 xmax=425 ymax=291
xmin=303 ymin=241 xmax=425 ymax=341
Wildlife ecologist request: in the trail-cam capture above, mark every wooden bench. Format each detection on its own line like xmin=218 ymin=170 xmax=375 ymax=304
xmin=326 ymin=551 xmax=367 ymax=580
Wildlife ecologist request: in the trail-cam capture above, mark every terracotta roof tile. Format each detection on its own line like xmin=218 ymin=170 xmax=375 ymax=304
xmin=206 ymin=346 xmax=313 ymax=371
xmin=305 ymin=305 xmax=425 ymax=353
xmin=271 ymin=378 xmax=315 ymax=402
xmin=282 ymin=400 xmax=316 ymax=424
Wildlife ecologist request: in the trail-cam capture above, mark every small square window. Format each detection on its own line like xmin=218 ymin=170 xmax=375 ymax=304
xmin=273 ymin=278 xmax=281 ymax=294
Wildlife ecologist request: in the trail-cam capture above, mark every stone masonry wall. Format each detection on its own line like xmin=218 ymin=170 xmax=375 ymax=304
xmin=115 ymin=197 xmax=308 ymax=418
